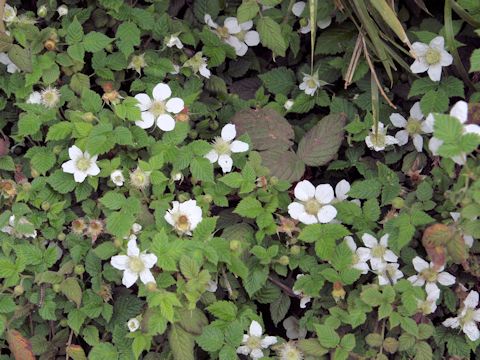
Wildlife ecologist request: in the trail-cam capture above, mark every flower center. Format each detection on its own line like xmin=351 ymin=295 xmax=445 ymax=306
xmin=76 ymin=157 xmax=91 ymax=171
xmin=213 ymin=137 xmax=231 ymax=155
xmin=129 ymin=256 xmax=145 ymax=273
xmin=306 ymin=78 xmax=317 ymax=88
xmin=150 ymin=100 xmax=166 ymax=117
xmin=236 ymin=30 xmax=246 ymax=41
xmin=420 ymin=268 xmax=438 ymax=282
xmin=371 ymin=245 xmax=386 ymax=258
xmin=304 ymin=199 xmax=321 ymax=215
xmin=406 ymin=117 xmax=422 ymax=134
xmin=175 ymin=214 xmax=190 ymax=233
xmin=371 ymin=132 xmax=386 ymax=147
xmin=461 ymin=308 xmax=476 ymax=326
xmin=425 ymin=48 xmax=440 ymax=65
xmin=351 ymin=253 xmax=360 ymax=265
xmin=131 ymin=55 xmax=145 ymax=69
xmin=217 ymin=26 xmax=230 ymax=39
xmin=246 ymin=336 xmax=262 ymax=350
xmin=281 ymin=346 xmax=303 ymax=360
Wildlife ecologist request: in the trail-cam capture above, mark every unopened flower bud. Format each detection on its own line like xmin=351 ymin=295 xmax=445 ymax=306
xmin=82 ymin=112 xmax=96 ymax=122
xmin=290 ymin=245 xmax=301 ymax=255
xmin=53 ymin=284 xmax=61 ymax=292
xmin=230 ymin=240 xmax=241 ymax=251
xmin=13 ymin=285 xmax=24 ymax=296
xmin=37 ymin=5 xmax=48 ymax=18
xmin=44 ymin=39 xmax=57 ymax=51
xmin=391 ymin=197 xmax=404 ymax=209
xmin=278 ymin=255 xmax=289 ymax=266
xmin=146 ymin=282 xmax=157 ymax=291
xmin=57 ymin=233 xmax=66 ymax=241
xmin=41 ymin=201 xmax=50 ymax=211
xmin=74 ymin=264 xmax=85 ymax=275
xmin=332 ymin=281 xmax=346 ymax=301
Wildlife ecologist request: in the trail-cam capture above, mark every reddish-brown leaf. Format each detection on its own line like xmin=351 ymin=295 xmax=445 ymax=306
xmin=6 ymin=330 xmax=36 ymax=360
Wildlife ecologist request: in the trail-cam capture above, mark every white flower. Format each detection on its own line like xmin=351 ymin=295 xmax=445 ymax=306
xmin=0 ymin=53 xmax=19 ymax=73
xmin=204 ymin=14 xmax=260 ymax=56
xmin=206 ymin=279 xmax=218 ymax=292
xmin=344 ymin=236 xmax=370 ymax=274
xmin=128 ymin=53 xmax=147 ymax=75
xmin=28 ymin=87 xmax=61 ymax=108
xmin=26 ymin=91 xmax=42 ymax=105
xmin=390 ymin=102 xmax=432 ymax=152
xmin=293 ymin=274 xmax=311 ymax=308
xmin=450 ymin=212 xmax=474 ymax=248
xmin=365 ymin=123 xmax=399 ymax=151
xmin=127 ymin=318 xmax=140 ymax=332
xmin=165 ymin=35 xmax=183 ymax=49
xmin=62 ymin=145 xmax=100 ymax=183
xmin=277 ymin=342 xmax=304 ymax=360
xmin=129 ymin=167 xmax=150 ymax=190
xmin=284 ymin=99 xmax=294 ymax=110
xmin=288 ymin=180 xmax=337 ymax=224
xmin=57 ymin=5 xmax=68 ymax=17
xmin=443 ymin=290 xmax=480 ymax=341
xmin=407 ymin=256 xmax=456 ymax=293
xmin=134 ymin=83 xmax=184 ymax=131
xmin=3 ymin=4 xmax=17 ymax=23
xmin=110 ymin=237 xmax=157 ymax=288
xmin=299 ymin=73 xmax=324 ymax=96
xmin=292 ymin=2 xmax=331 ymax=33
xmin=361 ymin=233 xmax=398 ymax=270
xmin=164 ymin=199 xmax=203 ymax=236
xmin=417 ymin=283 xmax=441 ymax=315
xmin=334 ymin=179 xmax=351 ymax=201
xmin=132 ymin=223 xmax=142 ymax=234
xmin=282 ymin=316 xmax=307 ymax=340
xmin=410 ymin=36 xmax=453 ymax=82
xmin=428 ymin=101 xmax=479 ymax=165
xmin=237 ymin=320 xmax=277 ymax=359
xmin=205 ymin=124 xmax=249 ymax=173
xmin=183 ymin=52 xmax=211 ymax=79
xmin=110 ymin=170 xmax=125 ymax=186
xmin=376 ymin=262 xmax=404 ymax=285
xmin=1 ymin=215 xmax=37 ymax=238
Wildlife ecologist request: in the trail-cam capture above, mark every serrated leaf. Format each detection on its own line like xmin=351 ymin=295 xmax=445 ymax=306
xmin=46 ymin=122 xmax=73 ymax=140
xmin=260 ymin=149 xmax=305 ymax=182
xmin=66 ymin=17 xmax=84 ymax=44
xmin=259 ymin=67 xmax=295 ymax=95
xmin=237 ymin=0 xmax=259 ymax=23
xmin=116 ymin=22 xmax=140 ymax=58
xmin=196 ymin=326 xmax=224 ymax=352
xmin=420 ymin=89 xmax=449 ymax=114
xmin=257 ymin=17 xmax=287 ymax=57
xmin=314 ymin=324 xmax=340 ymax=348
xmin=297 ymin=113 xmax=346 ymax=166
xmin=190 ymin=157 xmax=214 ymax=182
xmin=7 ymin=330 xmax=35 ymax=360
xmin=83 ymin=32 xmax=113 ymax=52
xmin=270 ymin=293 xmax=290 ymax=325
xmin=168 ymin=325 xmax=195 ymax=360
xmin=8 ymin=45 xmax=32 ymax=72
xmin=61 ymin=278 xmax=82 ymax=307
xmin=234 ymin=197 xmax=263 ymax=218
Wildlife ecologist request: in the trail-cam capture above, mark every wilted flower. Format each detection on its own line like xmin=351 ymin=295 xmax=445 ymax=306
xmin=299 ymin=73 xmax=324 ymax=96
xmin=236 ymin=320 xmax=277 ymax=359
xmin=0 ymin=179 xmax=17 ymax=199
xmin=205 ymin=14 xmax=260 ymax=56
xmin=164 ymin=199 xmax=203 ymax=236
xmin=134 ymin=83 xmax=184 ymax=131
xmin=110 ymin=237 xmax=157 ymax=288
xmin=1 ymin=215 xmax=37 ymax=239
xmin=57 ymin=5 xmax=68 ymax=17
xmin=376 ymin=262 xmax=404 ymax=285
xmin=62 ymin=145 xmax=100 ymax=183
xmin=129 ymin=167 xmax=150 ymax=190
xmin=72 ymin=218 xmax=87 ymax=235
xmin=450 ymin=212 xmax=474 ymax=248
xmin=110 ymin=170 xmax=125 ymax=187
xmin=86 ymin=219 xmax=104 ymax=243
xmin=3 ymin=4 xmax=17 ymax=23
xmin=277 ymin=342 xmax=304 ymax=360
xmin=0 ymin=53 xmax=19 ymax=73
xmin=365 ymin=123 xmax=398 ymax=151
xmin=288 ymin=180 xmax=337 ymax=224
xmin=283 ymin=316 xmax=307 ymax=340
xmin=128 ymin=53 xmax=147 ymax=75
xmin=390 ymin=102 xmax=432 ymax=152
xmin=443 ymin=290 xmax=480 ymax=341
xmin=27 ymin=87 xmax=61 ymax=108
xmin=165 ymin=34 xmax=183 ymax=49
xmin=205 ymin=124 xmax=249 ymax=173
xmin=183 ymin=52 xmax=211 ymax=78
xmin=410 ymin=36 xmax=452 ymax=82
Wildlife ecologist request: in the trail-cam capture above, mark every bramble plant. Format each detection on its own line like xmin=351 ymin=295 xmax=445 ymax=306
xmin=1 ymin=0 xmax=480 ymax=359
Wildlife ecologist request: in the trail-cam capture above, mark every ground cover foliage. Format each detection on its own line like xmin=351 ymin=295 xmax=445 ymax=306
xmin=1 ymin=0 xmax=480 ymax=359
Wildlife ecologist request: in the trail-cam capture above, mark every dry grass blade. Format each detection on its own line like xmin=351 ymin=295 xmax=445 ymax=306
xmin=309 ymin=0 xmax=318 ymax=74
xmin=344 ymin=34 xmax=363 ymax=89
xmin=0 ymin=0 xmax=6 ymax=33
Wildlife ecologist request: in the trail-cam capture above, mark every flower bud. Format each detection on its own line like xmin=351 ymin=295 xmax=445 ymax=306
xmin=229 ymin=240 xmax=241 ymax=251
xmin=82 ymin=112 xmax=96 ymax=122
xmin=57 ymin=5 xmax=68 ymax=17
xmin=44 ymin=39 xmax=57 ymax=51
xmin=113 ymin=238 xmax=123 ymax=248
xmin=269 ymin=176 xmax=279 ymax=186
xmin=57 ymin=233 xmax=66 ymax=241
xmin=53 ymin=284 xmax=61 ymax=293
xmin=37 ymin=5 xmax=48 ymax=18
xmin=290 ymin=245 xmax=301 ymax=255
xmin=41 ymin=201 xmax=50 ymax=211
xmin=13 ymin=285 xmax=24 ymax=296
xmin=332 ymin=281 xmax=346 ymax=302
xmin=209 ymin=119 xmax=219 ymax=130
xmin=188 ymin=129 xmax=198 ymax=139
xmin=31 ymin=168 xmax=39 ymax=178
xmin=203 ymin=194 xmax=213 ymax=204
xmin=60 ymin=319 xmax=68 ymax=327
xmin=53 ymin=145 xmax=63 ymax=154
xmin=278 ymin=255 xmax=289 ymax=266
xmin=74 ymin=265 xmax=85 ymax=275
xmin=391 ymin=197 xmax=404 ymax=209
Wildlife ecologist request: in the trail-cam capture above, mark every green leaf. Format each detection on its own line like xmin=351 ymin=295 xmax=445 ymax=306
xmin=299 ymin=223 xmax=350 ymax=243
xmin=259 ymin=67 xmax=296 ymax=95
xmin=470 ymin=48 xmax=480 ymax=72
xmin=88 ymin=343 xmax=118 ymax=360
xmin=234 ymin=197 xmax=263 ymax=218
xmin=420 ymin=89 xmax=449 ymax=114
xmin=0 ymin=156 xmax=15 ymax=171
xmin=168 ymin=325 xmax=195 ymax=360
xmin=18 ymin=114 xmax=40 ymax=136
xmin=193 ymin=0 xmax=220 ymax=22
xmin=46 ymin=122 xmax=73 ymax=141
xmin=207 ymin=301 xmax=238 ymax=321
xmin=48 ymin=170 xmax=77 ymax=194
xmin=348 ymin=179 xmax=382 ymax=199
xmin=257 ymin=17 xmax=287 ymax=57
xmin=30 ymin=148 xmax=56 ymax=175
xmin=66 ymin=17 xmax=84 ymax=44
xmin=8 ymin=45 xmax=32 ymax=72
xmin=237 ymin=0 xmax=259 ymax=23
xmin=414 ymin=341 xmax=432 ymax=360
xmin=297 ymin=113 xmax=346 ymax=166
xmin=81 ymin=88 xmax=102 ymax=113
xmin=100 ymin=192 xmax=126 ymax=210
xmin=433 ymin=114 xmax=464 ymax=143
xmin=61 ymin=278 xmax=82 ymax=307
xmin=314 ymin=324 xmax=340 ymax=348
xmin=190 ymin=157 xmax=214 ymax=182
xmin=196 ymin=326 xmax=224 ymax=352
xmin=116 ymin=22 xmax=140 ymax=58
xmin=83 ymin=32 xmax=113 ymax=52
xmin=270 ymin=293 xmax=291 ymax=325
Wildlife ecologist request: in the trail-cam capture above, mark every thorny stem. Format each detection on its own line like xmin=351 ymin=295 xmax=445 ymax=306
xmin=221 ymin=266 xmax=234 ymax=299
xmin=65 ymin=329 xmax=74 ymax=360
xmin=268 ymin=275 xmax=301 ymax=298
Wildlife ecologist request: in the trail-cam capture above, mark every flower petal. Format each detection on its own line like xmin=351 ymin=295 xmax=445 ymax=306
xmin=244 ymin=31 xmax=260 ymax=46
xmin=429 ymin=137 xmax=443 ymax=155
xmin=440 ymin=50 xmax=453 ymax=66
xmin=288 ymin=202 xmax=305 ymax=220
xmin=298 ymin=212 xmax=318 ymax=225
xmin=62 ymin=160 xmax=76 ymax=174
xmin=463 ymin=322 xmax=480 ymax=341
xmin=410 ymin=101 xmax=424 ymax=120
xmin=205 ymin=150 xmax=219 ymax=163
xmin=165 ymin=97 xmax=184 ymax=114
xmin=157 ymin=114 xmax=176 ymax=132
xmin=427 ymin=63 xmax=442 ymax=82
xmin=412 ymin=42 xmax=429 ymax=56
xmin=239 ymin=20 xmax=253 ymax=31
xmin=218 ymin=154 xmax=233 ymax=173
xmin=464 ymin=290 xmax=479 ymax=308
xmin=135 ymin=93 xmax=152 ymax=111
xmin=317 ymin=205 xmax=337 ymax=223
xmin=110 ymin=255 xmax=129 ymax=270
xmin=395 ymin=130 xmax=409 ymax=146
xmin=344 ymin=236 xmax=356 ymax=251
xmin=442 ymin=317 xmax=460 ymax=329
xmin=292 ymin=1 xmax=306 ymax=17
xmin=224 ymin=17 xmax=241 ymax=34
xmin=429 ymin=36 xmax=445 ymax=50
xmin=362 ymin=233 xmax=378 ymax=248
xmin=437 ymin=272 xmax=456 ymax=286
xmin=450 ymin=101 xmax=469 ymax=123
xmin=236 ymin=346 xmax=251 ymax=355
xmin=127 ymin=238 xmax=140 ymax=257
xmin=379 ymin=234 xmax=389 ymax=247
xmin=135 ymin=111 xmax=155 ymax=129
xmin=69 ymin=145 xmax=83 ymax=160
xmin=315 ymin=184 xmax=334 ymax=204
xmin=410 ymin=59 xmax=429 ymax=74
xmin=221 ymin=123 xmax=237 ymax=142
xmin=464 ymin=124 xmax=480 ymax=135
xmin=139 ymin=269 xmax=155 ymax=284
xmin=413 ymin=134 xmax=424 ymax=152
xmin=317 ymin=17 xmax=331 ymax=29
xmin=122 ymin=269 xmax=138 ymax=288
xmin=260 ymin=336 xmax=277 ymax=348
xmin=412 ymin=256 xmax=429 ymax=272
xmin=335 ymin=180 xmax=350 ymax=201
xmin=230 ymin=140 xmax=249 ymax=153
xmin=390 ymin=113 xmax=407 ymax=128
xmin=383 ymin=250 xmax=398 ymax=263
xmin=152 ymin=83 xmax=172 ymax=101
xmin=140 ymin=253 xmax=158 ymax=268
xmin=73 ymin=171 xmax=88 ymax=183
xmin=294 ymin=180 xmax=315 ymax=201
xmin=249 ymin=320 xmax=263 ymax=337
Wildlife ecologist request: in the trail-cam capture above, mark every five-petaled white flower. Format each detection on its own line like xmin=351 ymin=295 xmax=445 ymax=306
xmin=345 ymin=236 xmax=370 ymax=274
xmin=292 ymin=1 xmax=331 ymax=34
xmin=236 ymin=320 xmax=277 ymax=359
xmin=110 ymin=170 xmax=125 ymax=186
xmin=365 ymin=123 xmax=399 ymax=152
xmin=164 ymin=199 xmax=203 ymax=236
xmin=57 ymin=5 xmax=68 ymax=17
xmin=376 ymin=262 xmax=404 ymax=285
xmin=110 ymin=237 xmax=157 ymax=288
xmin=204 ymin=14 xmax=260 ymax=56
xmin=410 ymin=36 xmax=453 ymax=82
xmin=183 ymin=52 xmax=211 ymax=78
xmin=427 ymin=100 xmax=479 ymax=165
xmin=288 ymin=180 xmax=338 ymax=224
xmin=390 ymin=102 xmax=432 ymax=152
xmin=293 ymin=274 xmax=312 ymax=308
xmin=299 ymin=73 xmax=325 ymax=96
xmin=443 ymin=290 xmax=480 ymax=341
xmin=62 ymin=145 xmax=100 ymax=183
xmin=165 ymin=34 xmax=183 ymax=49
xmin=127 ymin=318 xmax=140 ymax=332
xmin=134 ymin=83 xmax=184 ymax=131
xmin=27 ymin=86 xmax=61 ymax=108
xmin=450 ymin=212 xmax=474 ymax=248
xmin=408 ymin=256 xmax=456 ymax=293
xmin=3 ymin=4 xmax=17 ymax=23
xmin=205 ymin=124 xmax=249 ymax=173
xmin=0 ymin=53 xmax=19 ymax=73
xmin=361 ymin=233 xmax=398 ymax=270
